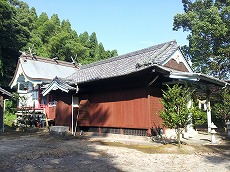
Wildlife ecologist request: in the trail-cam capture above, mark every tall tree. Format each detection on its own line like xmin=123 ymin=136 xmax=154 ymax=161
xmin=79 ymin=31 xmax=89 ymax=47
xmin=61 ymin=19 xmax=72 ymax=33
xmin=0 ymin=0 xmax=30 ymax=86
xmin=98 ymin=42 xmax=107 ymax=60
xmin=173 ymin=0 xmax=230 ymax=79
xmin=34 ymin=12 xmax=49 ymax=30
xmin=0 ymin=0 xmax=118 ymax=87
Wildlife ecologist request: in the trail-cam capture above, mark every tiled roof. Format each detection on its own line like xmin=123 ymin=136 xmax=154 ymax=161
xmin=42 ymin=40 xmax=229 ymax=95
xmin=19 ymin=55 xmax=77 ymax=80
xmin=67 ymin=40 xmax=178 ymax=84
xmin=10 ymin=54 xmax=78 ymax=87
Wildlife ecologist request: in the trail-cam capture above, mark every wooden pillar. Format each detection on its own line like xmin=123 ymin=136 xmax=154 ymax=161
xmin=207 ymin=96 xmax=211 ymax=133
xmin=71 ymin=95 xmax=74 ymax=135
xmin=98 ymin=127 xmax=101 ymax=134
xmin=187 ymin=97 xmax=194 ymax=137
xmin=120 ymin=128 xmax=124 ymax=135
xmin=38 ymin=84 xmax=41 ymax=107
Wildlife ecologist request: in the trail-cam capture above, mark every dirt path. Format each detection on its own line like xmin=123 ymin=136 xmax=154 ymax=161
xmin=0 ymin=131 xmax=229 ymax=172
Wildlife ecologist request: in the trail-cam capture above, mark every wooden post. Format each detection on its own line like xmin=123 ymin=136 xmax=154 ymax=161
xmin=207 ymin=96 xmax=211 ymax=133
xmin=71 ymin=96 xmax=74 ymax=135
xmin=44 ymin=108 xmax=50 ymax=130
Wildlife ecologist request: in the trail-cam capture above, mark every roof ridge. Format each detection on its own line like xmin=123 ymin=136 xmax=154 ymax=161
xmin=80 ymin=40 xmax=177 ymax=69
xmin=153 ymin=40 xmax=178 ymax=63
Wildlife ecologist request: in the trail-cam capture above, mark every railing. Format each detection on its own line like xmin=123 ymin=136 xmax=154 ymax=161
xmin=39 ymin=104 xmax=46 ymax=108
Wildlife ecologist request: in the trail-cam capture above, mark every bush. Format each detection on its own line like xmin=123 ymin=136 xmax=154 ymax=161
xmin=4 ymin=112 xmax=16 ymax=127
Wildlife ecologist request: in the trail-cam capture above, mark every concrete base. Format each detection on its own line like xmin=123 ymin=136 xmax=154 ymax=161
xmin=164 ymin=128 xmax=198 ymax=139
xmin=50 ymin=126 xmax=69 ymax=135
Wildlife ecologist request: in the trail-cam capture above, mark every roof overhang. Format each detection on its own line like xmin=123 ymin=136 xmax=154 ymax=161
xmin=0 ymin=87 xmax=12 ymax=98
xmin=168 ymin=72 xmax=227 ymax=87
xmin=42 ymin=77 xmax=77 ymax=96
xmin=164 ymin=72 xmax=228 ymax=97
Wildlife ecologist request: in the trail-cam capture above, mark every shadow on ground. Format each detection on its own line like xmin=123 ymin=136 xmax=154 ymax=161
xmin=0 ymin=129 xmax=122 ymax=172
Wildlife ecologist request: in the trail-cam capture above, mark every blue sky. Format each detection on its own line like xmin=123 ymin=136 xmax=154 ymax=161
xmin=22 ymin=0 xmax=189 ymax=55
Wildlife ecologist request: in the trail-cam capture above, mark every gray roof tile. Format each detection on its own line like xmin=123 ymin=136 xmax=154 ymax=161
xmin=67 ymin=40 xmax=178 ymax=84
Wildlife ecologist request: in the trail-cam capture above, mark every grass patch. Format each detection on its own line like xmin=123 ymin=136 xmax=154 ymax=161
xmin=97 ymin=141 xmax=222 ymax=154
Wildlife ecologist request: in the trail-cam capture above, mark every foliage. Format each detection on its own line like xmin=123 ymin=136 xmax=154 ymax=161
xmin=5 ymin=97 xmax=17 ymax=114
xmin=0 ymin=0 xmax=30 ymax=86
xmin=173 ymin=0 xmax=230 ymax=79
xmin=190 ymin=99 xmax=207 ymax=128
xmin=0 ymin=0 xmax=118 ymax=86
xmin=160 ymin=84 xmax=193 ymax=147
xmin=212 ymin=88 xmax=230 ymax=125
xmin=3 ymin=96 xmax=17 ymax=127
xmin=23 ymin=11 xmax=118 ymax=64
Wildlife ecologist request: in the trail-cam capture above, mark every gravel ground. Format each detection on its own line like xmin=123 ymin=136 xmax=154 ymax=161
xmin=0 ymin=130 xmax=229 ymax=172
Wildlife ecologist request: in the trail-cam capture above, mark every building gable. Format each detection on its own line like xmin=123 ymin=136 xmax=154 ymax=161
xmin=161 ymin=49 xmax=192 ymax=72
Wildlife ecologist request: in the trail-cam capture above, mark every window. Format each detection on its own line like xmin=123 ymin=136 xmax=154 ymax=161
xmin=18 ymin=83 xmax=27 ymax=93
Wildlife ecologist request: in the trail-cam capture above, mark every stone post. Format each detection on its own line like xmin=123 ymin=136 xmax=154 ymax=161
xmin=210 ymin=122 xmax=217 ymax=144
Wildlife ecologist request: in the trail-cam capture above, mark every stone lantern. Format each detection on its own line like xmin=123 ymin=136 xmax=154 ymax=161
xmin=210 ymin=122 xmax=217 ymax=144
xmin=226 ymin=120 xmax=230 ymax=137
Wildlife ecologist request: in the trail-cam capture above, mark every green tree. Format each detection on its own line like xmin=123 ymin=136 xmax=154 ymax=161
xmin=173 ymin=0 xmax=230 ymax=79
xmin=213 ymin=88 xmax=230 ymax=126
xmin=0 ymin=0 xmax=119 ymax=87
xmin=61 ymin=19 xmax=72 ymax=33
xmin=88 ymin=32 xmax=99 ymax=60
xmin=110 ymin=49 xmax=118 ymax=57
xmin=34 ymin=12 xmax=49 ymax=30
xmin=98 ymin=42 xmax=107 ymax=60
xmin=79 ymin=31 xmax=89 ymax=47
xmin=160 ymin=84 xmax=192 ymax=147
xmin=0 ymin=0 xmax=30 ymax=86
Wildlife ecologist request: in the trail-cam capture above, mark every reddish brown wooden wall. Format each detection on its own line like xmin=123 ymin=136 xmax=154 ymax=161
xmin=79 ymin=89 xmax=149 ymax=129
xmin=55 ymin=93 xmax=72 ymax=127
xmin=164 ymin=59 xmax=189 ymax=72
xmin=47 ymin=106 xmax=56 ymax=120
xmin=78 ymin=88 xmax=163 ymax=129
xmin=149 ymin=87 xmax=164 ymax=128
xmin=53 ymin=87 xmax=164 ymax=131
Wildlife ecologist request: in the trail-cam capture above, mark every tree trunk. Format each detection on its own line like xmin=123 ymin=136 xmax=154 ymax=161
xmin=176 ymin=128 xmax=181 ymax=148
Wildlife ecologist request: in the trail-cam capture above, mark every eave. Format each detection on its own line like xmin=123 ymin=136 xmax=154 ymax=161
xmin=0 ymin=87 xmax=12 ymax=98
xmin=168 ymin=72 xmax=227 ymax=87
xmin=42 ymin=77 xmax=77 ymax=96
